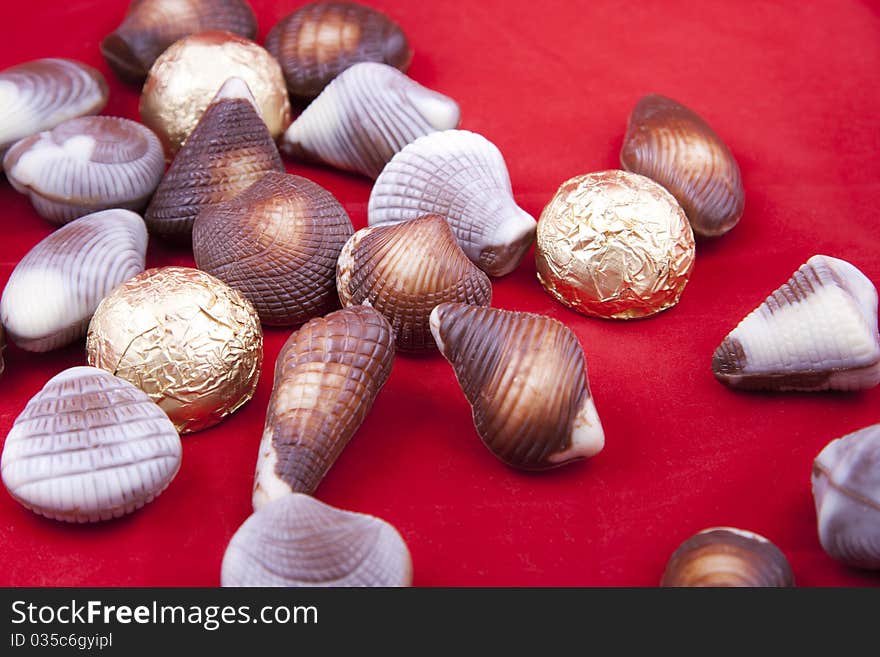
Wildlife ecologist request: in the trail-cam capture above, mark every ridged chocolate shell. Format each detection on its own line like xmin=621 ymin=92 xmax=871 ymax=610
xmin=253 ymin=306 xmax=394 ymax=505
xmin=337 ymin=215 xmax=492 ymax=351
xmin=101 ymin=0 xmax=258 ymax=84
xmin=713 ymin=255 xmax=880 ymax=392
xmin=222 ymin=493 xmax=412 ymax=587
xmin=621 ymin=94 xmax=744 ymax=238
xmin=265 ymin=1 xmax=412 ymax=100
xmin=812 ymin=424 xmax=880 ymax=569
xmin=281 ymin=62 xmax=459 ymax=179
xmin=0 ymin=209 xmax=148 ymax=352
xmin=661 ymin=528 xmax=794 ymax=587
xmin=144 ymin=78 xmax=284 ymax=240
xmin=1 ymin=366 xmax=182 ymax=523
xmin=194 ymin=171 xmax=353 ymax=325
xmin=368 ymin=130 xmax=536 ymax=277
xmin=0 ymin=58 xmax=108 ymax=160
xmin=430 ymin=302 xmax=604 ymax=470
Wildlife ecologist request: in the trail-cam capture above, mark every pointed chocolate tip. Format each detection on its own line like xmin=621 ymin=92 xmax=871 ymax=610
xmin=712 ymin=336 xmax=747 ymax=377
xmin=213 ymin=77 xmax=259 ymax=111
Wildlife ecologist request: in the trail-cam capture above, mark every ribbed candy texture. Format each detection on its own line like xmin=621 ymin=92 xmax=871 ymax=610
xmin=1 ymin=209 xmax=148 ymax=352
xmin=368 ymin=130 xmax=536 ymax=277
xmin=3 ymin=116 xmax=164 ymax=224
xmin=281 ymin=62 xmax=460 ymax=178
xmin=337 ymin=215 xmax=492 ymax=351
xmin=253 ymin=306 xmax=394 ymax=506
xmin=713 ymin=255 xmax=880 ymax=392
xmin=1 ymin=366 xmax=182 ymax=523
xmin=430 ymin=302 xmax=604 ymax=470
xmin=222 ymin=493 xmax=412 ymax=586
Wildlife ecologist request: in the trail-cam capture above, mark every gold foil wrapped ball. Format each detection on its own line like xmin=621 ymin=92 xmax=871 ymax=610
xmin=535 ymin=170 xmax=695 ymax=319
xmin=139 ymin=31 xmax=292 ymax=157
xmin=86 ymin=266 xmax=263 ymax=433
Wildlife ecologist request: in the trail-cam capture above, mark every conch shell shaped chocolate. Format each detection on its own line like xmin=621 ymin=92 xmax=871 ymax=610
xmin=1 ymin=209 xmax=148 ymax=352
xmin=222 ymin=493 xmax=412 ymax=587
xmin=281 ymin=62 xmax=460 ymax=179
xmin=145 ymin=78 xmax=284 ymax=240
xmin=661 ymin=527 xmax=794 ymax=587
xmin=265 ymin=1 xmax=412 ymax=100
xmin=0 ymin=58 xmax=108 ymax=161
xmin=621 ymin=94 xmax=744 ymax=238
xmin=430 ymin=302 xmax=604 ymax=470
xmin=812 ymin=424 xmax=880 ymax=569
xmin=1 ymin=366 xmax=182 ymax=523
xmin=337 ymin=215 xmax=492 ymax=351
xmin=3 ymin=116 xmax=165 ymax=224
xmin=253 ymin=306 xmax=394 ymax=506
xmin=194 ymin=171 xmax=354 ymax=325
xmin=101 ymin=0 xmax=258 ymax=84
xmin=713 ymin=255 xmax=880 ymax=392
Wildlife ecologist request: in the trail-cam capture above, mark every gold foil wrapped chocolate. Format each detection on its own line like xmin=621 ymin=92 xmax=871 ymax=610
xmin=86 ymin=266 xmax=263 ymax=433
xmin=535 ymin=170 xmax=695 ymax=319
xmin=139 ymin=31 xmax=291 ymax=157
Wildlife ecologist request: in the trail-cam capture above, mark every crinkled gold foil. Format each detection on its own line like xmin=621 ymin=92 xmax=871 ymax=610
xmin=535 ymin=170 xmax=695 ymax=319
xmin=139 ymin=31 xmax=291 ymax=157
xmin=86 ymin=267 xmax=263 ymax=433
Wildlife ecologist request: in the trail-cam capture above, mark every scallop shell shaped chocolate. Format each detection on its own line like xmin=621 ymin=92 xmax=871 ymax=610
xmin=713 ymin=255 xmax=880 ymax=392
xmin=812 ymin=424 xmax=880 ymax=569
xmin=621 ymin=94 xmax=744 ymax=238
xmin=1 ymin=366 xmax=182 ymax=523
xmin=0 ymin=58 xmax=108 ymax=160
xmin=281 ymin=62 xmax=459 ymax=179
xmin=254 ymin=306 xmax=394 ymax=506
xmin=101 ymin=0 xmax=258 ymax=84
xmin=3 ymin=116 xmax=165 ymax=224
xmin=1 ymin=209 xmax=147 ymax=352
xmin=145 ymin=78 xmax=284 ymax=240
xmin=368 ymin=130 xmax=536 ymax=277
xmin=222 ymin=493 xmax=412 ymax=586
xmin=265 ymin=1 xmax=412 ymax=100
xmin=337 ymin=215 xmax=492 ymax=351
xmin=430 ymin=302 xmax=604 ymax=470
xmin=661 ymin=528 xmax=794 ymax=587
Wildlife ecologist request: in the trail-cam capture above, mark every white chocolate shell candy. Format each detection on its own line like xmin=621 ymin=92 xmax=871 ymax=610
xmin=0 ymin=58 xmax=108 ymax=160
xmin=713 ymin=255 xmax=880 ymax=392
xmin=3 ymin=116 xmax=165 ymax=224
xmin=1 ymin=366 xmax=182 ymax=523
xmin=281 ymin=62 xmax=460 ymax=179
xmin=812 ymin=424 xmax=880 ymax=569
xmin=368 ymin=129 xmax=536 ymax=277
xmin=0 ymin=210 xmax=148 ymax=352
xmin=430 ymin=302 xmax=604 ymax=470
xmin=222 ymin=493 xmax=412 ymax=587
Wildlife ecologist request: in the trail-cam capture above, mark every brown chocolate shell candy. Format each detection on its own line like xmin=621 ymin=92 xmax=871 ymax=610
xmin=253 ymin=305 xmax=394 ymax=507
xmin=265 ymin=1 xmax=412 ymax=100
xmin=430 ymin=302 xmax=604 ymax=470
xmin=193 ymin=171 xmax=354 ymax=325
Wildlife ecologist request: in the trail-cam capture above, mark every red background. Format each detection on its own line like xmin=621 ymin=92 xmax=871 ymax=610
xmin=1 ymin=0 xmax=879 ymax=587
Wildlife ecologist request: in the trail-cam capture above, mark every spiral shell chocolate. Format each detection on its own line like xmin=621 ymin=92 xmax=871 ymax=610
xmin=222 ymin=493 xmax=412 ymax=587
xmin=145 ymin=78 xmax=284 ymax=241
xmin=1 ymin=209 xmax=148 ymax=352
xmin=1 ymin=366 xmax=182 ymax=523
xmin=713 ymin=255 xmax=880 ymax=392
xmin=101 ymin=0 xmax=258 ymax=84
xmin=337 ymin=215 xmax=492 ymax=351
xmin=3 ymin=116 xmax=165 ymax=224
xmin=281 ymin=62 xmax=460 ymax=178
xmin=621 ymin=94 xmax=745 ymax=238
xmin=369 ymin=130 xmax=536 ymax=277
xmin=265 ymin=1 xmax=412 ymax=100
xmin=254 ymin=306 xmax=394 ymax=506
xmin=430 ymin=302 xmax=604 ymax=470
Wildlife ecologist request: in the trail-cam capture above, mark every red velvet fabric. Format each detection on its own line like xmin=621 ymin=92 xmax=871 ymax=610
xmin=1 ymin=0 xmax=879 ymax=587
